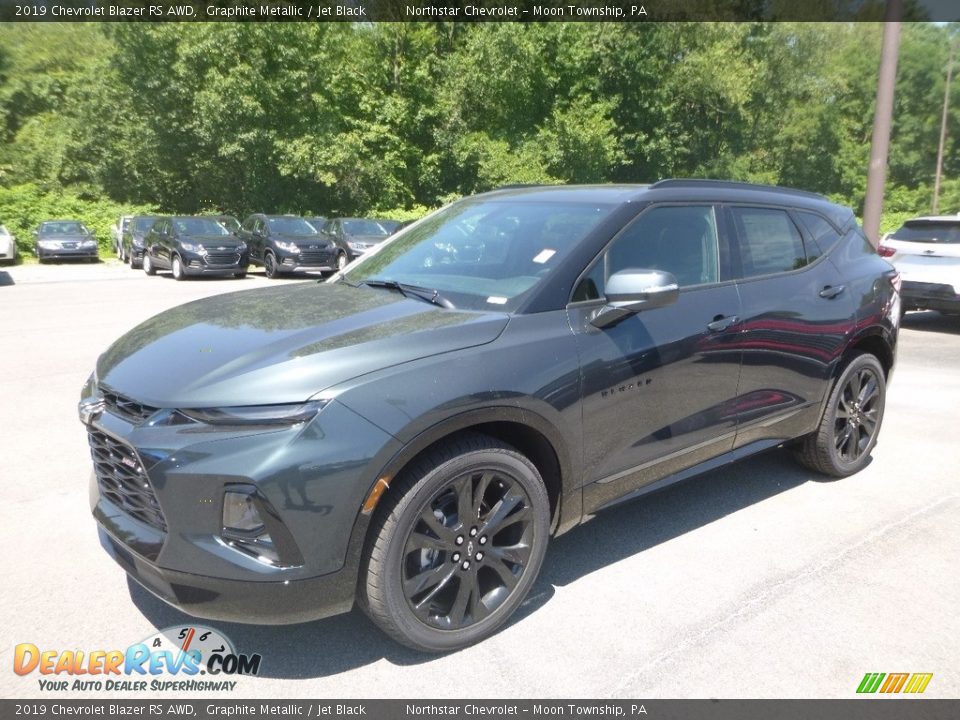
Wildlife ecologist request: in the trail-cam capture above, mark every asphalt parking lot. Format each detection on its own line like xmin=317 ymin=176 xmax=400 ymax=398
xmin=1 ymin=260 xmax=958 ymax=699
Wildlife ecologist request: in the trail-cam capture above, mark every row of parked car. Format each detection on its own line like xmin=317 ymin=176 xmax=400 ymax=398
xmin=0 ymin=214 xmax=409 ymax=278
xmin=113 ymin=213 xmax=407 ymax=280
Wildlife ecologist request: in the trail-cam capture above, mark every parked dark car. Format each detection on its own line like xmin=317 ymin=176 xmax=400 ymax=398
xmin=321 ymin=217 xmax=393 ymax=260
xmin=142 ymin=215 xmax=249 ymax=280
xmin=120 ymin=215 xmax=159 ymax=268
xmin=34 ymin=220 xmax=98 ymax=262
xmin=239 ymin=214 xmax=348 ymax=278
xmin=81 ymin=181 xmax=899 ymax=652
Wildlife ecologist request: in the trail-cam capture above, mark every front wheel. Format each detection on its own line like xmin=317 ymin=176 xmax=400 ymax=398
xmin=361 ymin=433 xmax=550 ymax=652
xmin=171 ymin=255 xmax=186 ymax=281
xmin=794 ymin=353 xmax=886 ymax=477
xmin=264 ymin=251 xmax=282 ymax=279
xmin=143 ymin=253 xmax=156 ymax=276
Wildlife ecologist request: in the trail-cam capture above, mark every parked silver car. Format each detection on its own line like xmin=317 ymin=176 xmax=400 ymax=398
xmin=0 ymin=225 xmax=17 ymax=263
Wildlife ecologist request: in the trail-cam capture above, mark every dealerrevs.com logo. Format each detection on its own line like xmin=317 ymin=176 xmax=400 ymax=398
xmin=14 ymin=625 xmax=261 ymax=692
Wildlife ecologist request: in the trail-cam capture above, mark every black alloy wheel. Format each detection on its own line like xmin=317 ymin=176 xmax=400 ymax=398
xmin=795 ymin=353 xmax=886 ymax=477
xmin=264 ymin=251 xmax=280 ymax=279
xmin=361 ymin=433 xmax=550 ymax=652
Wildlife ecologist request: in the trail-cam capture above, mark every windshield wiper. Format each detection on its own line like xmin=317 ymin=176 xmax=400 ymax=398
xmin=359 ymin=279 xmax=453 ymax=308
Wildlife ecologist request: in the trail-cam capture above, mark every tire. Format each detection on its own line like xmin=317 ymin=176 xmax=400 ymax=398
xmin=171 ymin=254 xmax=185 ymax=281
xmin=129 ymin=252 xmax=140 ymax=270
xmin=360 ymin=433 xmax=550 ymax=652
xmin=143 ymin=253 xmax=156 ymax=276
xmin=336 ymin=252 xmax=347 ymax=272
xmin=119 ymin=245 xmax=126 ymax=263
xmin=794 ymin=352 xmax=886 ymax=477
xmin=264 ymin=251 xmax=281 ymax=279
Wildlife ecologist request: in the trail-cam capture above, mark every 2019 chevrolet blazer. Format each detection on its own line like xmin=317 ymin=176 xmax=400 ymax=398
xmin=81 ymin=181 xmax=899 ymax=652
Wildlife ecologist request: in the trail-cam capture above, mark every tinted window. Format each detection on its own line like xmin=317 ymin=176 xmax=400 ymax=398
xmin=242 ymin=217 xmax=256 ymax=232
xmin=266 ymin=217 xmax=317 ymax=236
xmin=889 ymin=220 xmax=960 ymax=244
xmin=344 ymin=199 xmax=613 ymax=312
xmin=731 ymin=207 xmax=807 ymax=278
xmin=797 ymin=211 xmax=842 ymax=256
xmin=343 ymin=219 xmax=391 ymax=236
xmin=39 ymin=221 xmax=84 ymax=235
xmin=173 ymin=217 xmax=230 ymax=236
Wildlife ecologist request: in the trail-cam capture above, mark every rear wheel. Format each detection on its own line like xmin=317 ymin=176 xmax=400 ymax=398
xmin=794 ymin=353 xmax=886 ymax=477
xmin=361 ymin=433 xmax=550 ymax=652
xmin=143 ymin=253 xmax=156 ymax=276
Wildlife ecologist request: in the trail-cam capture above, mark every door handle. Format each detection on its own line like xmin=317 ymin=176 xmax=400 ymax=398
xmin=706 ymin=315 xmax=739 ymax=332
xmin=819 ymin=285 xmax=845 ymax=299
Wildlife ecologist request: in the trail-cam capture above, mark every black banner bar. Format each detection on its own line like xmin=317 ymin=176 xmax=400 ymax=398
xmin=0 ymin=0 xmax=957 ymax=23
xmin=2 ymin=700 xmax=960 ymax=720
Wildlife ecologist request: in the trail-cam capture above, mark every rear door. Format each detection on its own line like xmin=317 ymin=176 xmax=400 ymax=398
xmin=725 ymin=205 xmax=856 ymax=447
xmin=570 ymin=204 xmax=744 ymax=511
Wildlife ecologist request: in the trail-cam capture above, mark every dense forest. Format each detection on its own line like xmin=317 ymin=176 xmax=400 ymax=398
xmin=0 ymin=22 xmax=958 ymax=253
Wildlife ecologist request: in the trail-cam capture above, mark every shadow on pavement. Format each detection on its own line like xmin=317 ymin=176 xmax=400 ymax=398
xmin=901 ymin=310 xmax=960 ymax=336
xmin=0 ymin=270 xmax=13 ymax=286
xmin=129 ymin=447 xmax=814 ymax=678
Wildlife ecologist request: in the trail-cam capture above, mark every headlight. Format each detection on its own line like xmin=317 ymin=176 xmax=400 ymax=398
xmin=38 ymin=240 xmax=59 ymax=249
xmin=237 ymin=241 xmax=247 ymax=252
xmin=132 ymin=235 xmax=145 ymax=248
xmin=348 ymin=241 xmax=371 ymax=252
xmin=274 ymin=240 xmax=300 ymax=253
xmin=77 ymin=372 xmax=104 ymax=425
xmin=81 ymin=240 xmax=97 ymax=248
xmin=175 ymin=400 xmax=328 ymax=427
xmin=180 ymin=242 xmax=203 ymax=253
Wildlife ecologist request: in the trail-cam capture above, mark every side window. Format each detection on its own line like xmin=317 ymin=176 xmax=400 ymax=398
xmin=796 ymin=210 xmax=842 ymax=258
xmin=730 ymin=207 xmax=807 ymax=278
xmin=255 ymin=219 xmax=266 ymax=235
xmin=242 ymin=217 xmax=255 ymax=232
xmin=572 ymin=205 xmax=721 ymax=302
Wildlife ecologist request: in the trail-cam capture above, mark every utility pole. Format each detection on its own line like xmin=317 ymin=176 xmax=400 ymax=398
xmin=933 ymin=37 xmax=956 ymax=215
xmin=862 ymin=1 xmax=903 ymax=248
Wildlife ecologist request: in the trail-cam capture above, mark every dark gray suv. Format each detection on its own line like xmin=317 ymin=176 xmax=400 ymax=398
xmin=80 ymin=181 xmax=900 ymax=652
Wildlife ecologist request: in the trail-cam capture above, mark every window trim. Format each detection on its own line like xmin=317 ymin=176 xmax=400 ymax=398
xmin=566 ymin=202 xmax=734 ymax=308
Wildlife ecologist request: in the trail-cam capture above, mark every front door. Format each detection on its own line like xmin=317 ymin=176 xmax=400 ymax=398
xmin=569 ymin=204 xmax=743 ymax=512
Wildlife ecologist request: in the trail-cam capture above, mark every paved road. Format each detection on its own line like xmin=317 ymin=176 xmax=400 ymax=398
xmin=1 ymin=261 xmax=957 ymax=699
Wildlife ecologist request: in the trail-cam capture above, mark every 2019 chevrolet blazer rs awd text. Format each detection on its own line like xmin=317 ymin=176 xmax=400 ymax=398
xmin=80 ymin=181 xmax=899 ymax=652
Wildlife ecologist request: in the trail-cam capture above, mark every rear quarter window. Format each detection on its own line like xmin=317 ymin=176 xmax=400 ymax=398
xmin=796 ymin=211 xmax=843 ymax=257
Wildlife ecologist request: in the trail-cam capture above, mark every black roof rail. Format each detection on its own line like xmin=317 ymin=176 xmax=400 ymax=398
xmin=650 ymin=178 xmax=828 ymax=201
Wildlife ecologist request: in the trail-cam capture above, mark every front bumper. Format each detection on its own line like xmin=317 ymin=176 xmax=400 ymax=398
xmin=277 ymin=249 xmax=338 ymax=273
xmin=85 ymin=397 xmax=396 ymax=624
xmin=37 ymin=246 xmax=98 ymax=260
xmin=901 ymin=280 xmax=960 ymax=314
xmin=182 ymin=248 xmax=250 ymax=276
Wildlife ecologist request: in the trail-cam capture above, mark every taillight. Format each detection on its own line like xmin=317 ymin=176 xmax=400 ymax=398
xmin=878 ymin=244 xmax=896 ymax=258
xmin=889 ymin=271 xmax=902 ymax=293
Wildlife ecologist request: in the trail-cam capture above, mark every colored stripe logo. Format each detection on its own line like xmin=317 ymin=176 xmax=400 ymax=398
xmin=857 ymin=672 xmax=932 ymax=694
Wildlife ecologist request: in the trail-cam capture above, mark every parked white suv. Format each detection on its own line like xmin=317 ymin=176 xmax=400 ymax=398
xmin=880 ymin=215 xmax=960 ymax=316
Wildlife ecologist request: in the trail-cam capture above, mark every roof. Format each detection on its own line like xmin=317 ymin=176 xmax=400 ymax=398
xmin=480 ymin=179 xmax=854 ymax=229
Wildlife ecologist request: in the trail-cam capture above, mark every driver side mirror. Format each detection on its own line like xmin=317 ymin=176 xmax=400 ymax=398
xmin=590 ymin=269 xmax=679 ymax=329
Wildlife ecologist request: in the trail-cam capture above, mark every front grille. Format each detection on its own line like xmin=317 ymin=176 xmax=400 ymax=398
xmin=88 ymin=428 xmax=167 ymax=532
xmin=299 ymin=250 xmax=333 ymax=265
xmin=102 ymin=388 xmax=159 ymax=424
xmin=204 ymin=251 xmax=241 ymax=267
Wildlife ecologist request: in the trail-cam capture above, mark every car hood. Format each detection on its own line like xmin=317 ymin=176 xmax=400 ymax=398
xmin=97 ymin=282 xmax=509 ymax=408
xmin=273 ymin=233 xmax=331 ymax=248
xmin=38 ymin=234 xmax=89 ymax=243
xmin=187 ymin=235 xmax=245 ymax=249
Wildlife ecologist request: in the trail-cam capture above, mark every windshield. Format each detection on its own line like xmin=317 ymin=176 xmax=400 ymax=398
xmin=39 ymin=221 xmax=84 ymax=235
xmin=343 ymin=199 xmax=613 ymax=312
xmin=344 ymin=219 xmax=391 ymax=236
xmin=266 ymin=217 xmax=317 ymax=236
xmin=891 ymin=221 xmax=960 ymax=244
xmin=173 ymin=217 xmax=230 ymax=236
xmin=218 ymin=216 xmax=240 ymax=233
